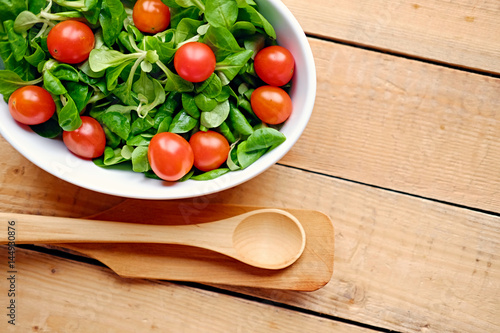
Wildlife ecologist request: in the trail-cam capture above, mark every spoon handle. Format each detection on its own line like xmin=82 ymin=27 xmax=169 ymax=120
xmin=0 ymin=212 xmax=234 ymax=248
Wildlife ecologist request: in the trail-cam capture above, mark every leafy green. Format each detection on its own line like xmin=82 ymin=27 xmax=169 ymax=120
xmin=201 ymin=25 xmax=242 ymax=61
xmin=0 ymin=0 xmax=290 ymax=182
xmin=0 ymin=70 xmax=41 ymax=97
xmin=99 ymin=0 xmax=126 ymax=46
xmin=169 ymin=110 xmax=198 ymax=133
xmin=215 ymin=49 xmax=253 ymax=81
xmin=0 ymin=1 xmax=26 ymax=23
xmin=5 ymin=20 xmax=28 ymax=62
xmin=58 ymin=94 xmax=82 ymax=131
xmin=200 ymin=99 xmax=230 ymax=128
xmin=245 ymin=127 xmax=286 ymax=151
xmin=205 ymin=0 xmax=238 ymax=29
xmin=191 ymin=168 xmax=230 ymax=180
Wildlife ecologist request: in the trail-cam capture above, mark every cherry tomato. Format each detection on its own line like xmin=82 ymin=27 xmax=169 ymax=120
xmin=8 ymin=86 xmax=56 ymax=125
xmin=63 ymin=116 xmax=106 ymax=159
xmin=148 ymin=132 xmax=194 ymax=181
xmin=254 ymin=45 xmax=295 ymax=86
xmin=189 ymin=131 xmax=230 ymax=172
xmin=250 ymin=86 xmax=293 ymax=125
xmin=133 ymin=0 xmax=171 ymax=34
xmin=47 ymin=20 xmax=95 ymax=64
xmin=174 ymin=42 xmax=216 ymax=83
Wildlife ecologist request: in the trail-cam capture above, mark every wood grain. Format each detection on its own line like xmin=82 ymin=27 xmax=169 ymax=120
xmin=0 ymin=140 xmax=498 ymax=332
xmin=209 ymin=166 xmax=500 ymax=333
xmin=280 ymin=38 xmax=500 ymax=213
xmin=0 ymin=12 xmax=498 ymax=332
xmin=0 ymin=247 xmax=370 ymax=333
xmin=283 ymin=0 xmax=500 ymax=73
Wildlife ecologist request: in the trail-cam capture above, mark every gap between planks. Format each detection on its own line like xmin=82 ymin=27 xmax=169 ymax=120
xmin=0 ymin=246 xmax=376 ymax=333
xmin=283 ymin=0 xmax=500 ymax=75
xmin=280 ymin=37 xmax=500 ymax=213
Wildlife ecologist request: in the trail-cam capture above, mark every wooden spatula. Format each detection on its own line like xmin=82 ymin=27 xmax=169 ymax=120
xmin=12 ymin=200 xmax=335 ymax=291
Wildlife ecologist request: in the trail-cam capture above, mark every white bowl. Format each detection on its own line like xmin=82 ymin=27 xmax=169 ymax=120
xmin=0 ymin=0 xmax=316 ymax=199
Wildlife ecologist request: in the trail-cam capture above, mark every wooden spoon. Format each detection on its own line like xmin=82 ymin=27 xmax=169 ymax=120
xmin=0 ymin=209 xmax=306 ymax=270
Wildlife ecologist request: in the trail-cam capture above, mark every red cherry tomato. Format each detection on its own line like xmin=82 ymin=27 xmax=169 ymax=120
xmin=63 ymin=116 xmax=106 ymax=159
xmin=250 ymin=86 xmax=293 ymax=125
xmin=8 ymin=86 xmax=56 ymax=125
xmin=133 ymin=0 xmax=171 ymax=34
xmin=47 ymin=20 xmax=95 ymax=64
xmin=174 ymin=42 xmax=216 ymax=83
xmin=148 ymin=132 xmax=194 ymax=181
xmin=189 ymin=131 xmax=230 ymax=172
xmin=254 ymin=45 xmax=295 ymax=86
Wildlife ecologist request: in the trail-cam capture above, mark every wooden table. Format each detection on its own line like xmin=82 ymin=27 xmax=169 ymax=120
xmin=1 ymin=0 xmax=499 ymax=332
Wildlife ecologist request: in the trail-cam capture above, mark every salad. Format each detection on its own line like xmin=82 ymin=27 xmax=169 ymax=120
xmin=0 ymin=0 xmax=295 ymax=182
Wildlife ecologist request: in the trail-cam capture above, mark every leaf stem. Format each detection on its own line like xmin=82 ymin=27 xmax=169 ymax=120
xmin=25 ymin=77 xmax=44 ymax=86
xmin=125 ymin=54 xmax=147 ymax=94
xmin=193 ymin=0 xmax=206 ymax=12
xmin=87 ymin=92 xmax=106 ymax=105
xmin=39 ymin=11 xmax=83 ymax=21
xmin=154 ymin=59 xmax=171 ymax=78
xmin=128 ymin=33 xmax=143 ymax=53
xmin=52 ymin=0 xmax=86 ymax=10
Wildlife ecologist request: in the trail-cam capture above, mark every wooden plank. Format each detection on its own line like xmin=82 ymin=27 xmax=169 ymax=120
xmin=208 ymin=166 xmax=500 ymax=333
xmin=0 ymin=149 xmax=123 ymax=217
xmin=283 ymin=0 xmax=500 ymax=73
xmin=280 ymin=37 xmax=500 ymax=213
xmin=0 ymin=247 xmax=371 ymax=333
xmin=0 ymin=142 xmax=498 ymax=332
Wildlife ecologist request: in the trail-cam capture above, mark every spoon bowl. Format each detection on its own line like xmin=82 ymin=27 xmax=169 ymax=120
xmin=0 ymin=209 xmax=306 ymax=270
xmin=233 ymin=210 xmax=306 ymax=269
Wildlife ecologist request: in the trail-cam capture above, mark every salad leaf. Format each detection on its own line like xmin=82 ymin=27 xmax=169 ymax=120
xmin=58 ymin=94 xmax=82 ymax=131
xmin=236 ymin=140 xmax=266 ymax=169
xmin=88 ymin=49 xmax=140 ymax=72
xmin=163 ymin=65 xmax=194 ymax=92
xmin=195 ymin=93 xmax=217 ymax=111
xmin=100 ymin=111 xmax=131 ymax=140
xmin=131 ymin=146 xmax=149 ymax=172
xmin=175 ymin=0 xmax=205 ymax=12
xmin=0 ymin=1 xmax=26 ymax=23
xmin=52 ymin=64 xmax=80 ymax=82
xmin=181 ymin=93 xmax=200 ymax=119
xmin=0 ymin=70 xmax=41 ymax=97
xmin=245 ymin=127 xmax=286 ymax=151
xmin=169 ymin=6 xmax=201 ymax=28
xmin=215 ymin=49 xmax=253 ymax=81
xmin=205 ymin=0 xmax=238 ymax=29
xmin=201 ymin=25 xmax=242 ymax=61
xmin=229 ymin=102 xmax=253 ymax=136
xmin=5 ymin=20 xmax=28 ymax=62
xmin=191 ymin=168 xmax=230 ymax=180
xmin=24 ymin=41 xmax=46 ymax=67
xmin=99 ymin=0 xmax=126 ymax=47
xmin=43 ymin=70 xmax=67 ymax=95
xmin=238 ymin=4 xmax=276 ymax=39
xmin=65 ymin=81 xmax=91 ymax=112
xmin=200 ymin=99 xmax=230 ymax=128
xmin=13 ymin=11 xmax=40 ymax=33
xmin=169 ymin=110 xmax=198 ymax=133
xmin=30 ymin=117 xmax=63 ymax=139
xmin=28 ymin=0 xmax=46 ymax=14
xmin=174 ymin=18 xmax=203 ymax=45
